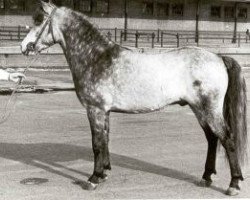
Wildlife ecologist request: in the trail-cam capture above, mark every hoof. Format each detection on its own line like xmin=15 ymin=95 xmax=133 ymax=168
xmin=86 ymin=181 xmax=98 ymax=191
xmin=198 ymin=179 xmax=212 ymax=187
xmin=226 ymin=187 xmax=240 ymax=196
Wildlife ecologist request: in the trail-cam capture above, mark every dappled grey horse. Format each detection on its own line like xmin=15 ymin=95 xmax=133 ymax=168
xmin=21 ymin=1 xmax=247 ymax=195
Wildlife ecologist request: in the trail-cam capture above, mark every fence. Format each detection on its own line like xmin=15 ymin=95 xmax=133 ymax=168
xmin=0 ymin=26 xmax=29 ymax=41
xmin=1 ymin=26 xmax=250 ymax=48
xmin=103 ymin=28 xmax=249 ymax=48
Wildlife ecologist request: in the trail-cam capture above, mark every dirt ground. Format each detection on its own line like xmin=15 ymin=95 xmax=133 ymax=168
xmin=0 ymin=69 xmax=249 ymax=199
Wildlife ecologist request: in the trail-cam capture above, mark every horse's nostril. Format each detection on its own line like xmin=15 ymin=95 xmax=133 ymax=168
xmin=26 ymin=42 xmax=35 ymax=51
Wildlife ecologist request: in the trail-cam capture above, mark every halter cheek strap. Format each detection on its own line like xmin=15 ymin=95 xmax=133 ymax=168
xmin=49 ymin=19 xmax=56 ymax=44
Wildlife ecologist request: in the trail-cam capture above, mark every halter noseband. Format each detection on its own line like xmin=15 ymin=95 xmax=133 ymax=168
xmin=27 ymin=7 xmax=57 ymax=52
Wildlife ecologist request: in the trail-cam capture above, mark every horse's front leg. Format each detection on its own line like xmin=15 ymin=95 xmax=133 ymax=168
xmin=103 ymin=112 xmax=111 ymax=171
xmin=87 ymin=106 xmax=109 ymax=190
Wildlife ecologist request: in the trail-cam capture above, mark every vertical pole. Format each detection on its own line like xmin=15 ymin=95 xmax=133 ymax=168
xmin=115 ymin=28 xmax=117 ymax=42
xmin=177 ymin=33 xmax=180 ymax=48
xmin=161 ymin=31 xmax=164 ymax=47
xmin=232 ymin=2 xmax=238 ymax=43
xmin=197 ymin=34 xmax=199 ymax=47
xmin=120 ymin=31 xmax=123 ymax=45
xmin=152 ymin=33 xmax=155 ymax=48
xmin=195 ymin=0 xmax=200 ymax=43
xmin=135 ymin=31 xmax=139 ymax=48
xmin=157 ymin=29 xmax=160 ymax=42
xmin=107 ymin=0 xmax=110 ymax=14
xmin=107 ymin=31 xmax=112 ymax=40
xmin=18 ymin=25 xmax=21 ymax=40
xmin=124 ymin=0 xmax=128 ymax=41
xmin=23 ymin=0 xmax=26 ymax=12
xmin=238 ymin=33 xmax=241 ymax=47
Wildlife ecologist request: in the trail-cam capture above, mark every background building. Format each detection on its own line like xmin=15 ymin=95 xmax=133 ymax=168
xmin=0 ymin=0 xmax=250 ymax=35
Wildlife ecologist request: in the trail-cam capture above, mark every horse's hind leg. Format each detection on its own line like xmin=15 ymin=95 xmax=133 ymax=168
xmin=192 ymin=105 xmax=243 ymax=195
xmin=219 ymin=128 xmax=243 ymax=195
xmin=191 ymin=107 xmax=218 ymax=187
xmin=86 ymin=106 xmax=110 ymax=190
xmin=208 ymin=118 xmax=243 ymax=195
xmin=200 ymin=124 xmax=218 ymax=187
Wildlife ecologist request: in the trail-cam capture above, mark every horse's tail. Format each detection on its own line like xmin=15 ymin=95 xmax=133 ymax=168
xmin=222 ymin=56 xmax=247 ymax=164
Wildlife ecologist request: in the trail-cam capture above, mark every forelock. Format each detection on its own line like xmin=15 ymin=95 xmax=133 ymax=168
xmin=33 ymin=7 xmax=45 ymax=26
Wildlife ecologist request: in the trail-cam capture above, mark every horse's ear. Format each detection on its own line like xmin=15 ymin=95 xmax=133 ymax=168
xmin=40 ymin=0 xmax=54 ymax=14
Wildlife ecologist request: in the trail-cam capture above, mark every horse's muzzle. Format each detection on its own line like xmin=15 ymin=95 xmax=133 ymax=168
xmin=23 ymin=42 xmax=35 ymax=55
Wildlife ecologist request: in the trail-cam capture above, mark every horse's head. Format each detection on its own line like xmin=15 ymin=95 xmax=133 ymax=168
xmin=21 ymin=1 xmax=63 ymax=55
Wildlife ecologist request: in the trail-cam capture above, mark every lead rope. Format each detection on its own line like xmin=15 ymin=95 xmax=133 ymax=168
xmin=0 ymin=56 xmax=38 ymax=124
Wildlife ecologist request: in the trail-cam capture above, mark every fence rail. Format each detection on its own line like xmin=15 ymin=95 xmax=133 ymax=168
xmin=0 ymin=26 xmax=29 ymax=41
xmin=1 ymin=26 xmax=250 ymax=48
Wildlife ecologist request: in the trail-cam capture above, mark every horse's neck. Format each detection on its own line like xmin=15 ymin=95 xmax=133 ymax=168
xmin=61 ymin=15 xmax=120 ymax=75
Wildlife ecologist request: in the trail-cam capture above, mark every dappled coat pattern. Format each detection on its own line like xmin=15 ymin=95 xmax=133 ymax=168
xmin=21 ymin=2 xmax=247 ymax=196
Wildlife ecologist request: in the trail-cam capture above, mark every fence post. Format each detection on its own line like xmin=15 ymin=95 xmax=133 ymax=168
xmin=176 ymin=33 xmax=180 ymax=48
xmin=152 ymin=33 xmax=155 ymax=48
xmin=107 ymin=31 xmax=112 ymax=40
xmin=161 ymin=31 xmax=163 ymax=47
xmin=120 ymin=31 xmax=123 ymax=45
xmin=238 ymin=33 xmax=241 ymax=47
xmin=196 ymin=34 xmax=199 ymax=47
xmin=115 ymin=28 xmax=117 ymax=42
xmin=135 ymin=31 xmax=139 ymax=48
xmin=18 ymin=25 xmax=21 ymax=40
xmin=157 ymin=29 xmax=160 ymax=42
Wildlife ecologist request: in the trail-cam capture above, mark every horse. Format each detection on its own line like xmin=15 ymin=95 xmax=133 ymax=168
xmin=21 ymin=1 xmax=247 ymax=196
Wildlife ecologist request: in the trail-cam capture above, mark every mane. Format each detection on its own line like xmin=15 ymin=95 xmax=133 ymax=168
xmin=60 ymin=7 xmax=121 ymax=81
xmin=64 ymin=8 xmax=112 ymax=47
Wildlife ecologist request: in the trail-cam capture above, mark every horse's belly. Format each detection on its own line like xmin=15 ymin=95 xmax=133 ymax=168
xmin=110 ymin=79 xmax=184 ymax=113
xmin=104 ymin=57 xmax=187 ymax=112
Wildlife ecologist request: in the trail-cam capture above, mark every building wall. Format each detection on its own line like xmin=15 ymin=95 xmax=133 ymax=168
xmin=0 ymin=15 xmax=32 ymax=27
xmin=1 ymin=0 xmax=250 ymax=32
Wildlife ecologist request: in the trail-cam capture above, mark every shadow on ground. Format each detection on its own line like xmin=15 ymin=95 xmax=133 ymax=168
xmin=0 ymin=142 xmax=225 ymax=194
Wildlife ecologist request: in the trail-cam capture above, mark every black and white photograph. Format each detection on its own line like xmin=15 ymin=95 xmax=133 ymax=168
xmin=0 ymin=0 xmax=250 ymax=199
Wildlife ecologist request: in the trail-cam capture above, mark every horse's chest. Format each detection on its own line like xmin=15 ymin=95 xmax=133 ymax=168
xmin=74 ymin=77 xmax=112 ymax=109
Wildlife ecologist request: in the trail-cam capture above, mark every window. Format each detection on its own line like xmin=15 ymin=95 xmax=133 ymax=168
xmin=157 ymin=3 xmax=169 ymax=16
xmin=224 ymin=6 xmax=234 ymax=19
xmin=238 ymin=7 xmax=247 ymax=19
xmin=96 ymin=0 xmax=109 ymax=13
xmin=79 ymin=0 xmax=91 ymax=12
xmin=211 ymin=6 xmax=221 ymax=18
xmin=0 ymin=0 xmax=26 ymax=13
xmin=172 ymin=3 xmax=183 ymax=17
xmin=142 ymin=1 xmax=154 ymax=15
xmin=0 ymin=0 xmax=4 ymax=9
xmin=8 ymin=0 xmax=25 ymax=11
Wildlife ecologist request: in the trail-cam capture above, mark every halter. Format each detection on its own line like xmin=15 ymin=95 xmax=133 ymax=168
xmin=27 ymin=7 xmax=57 ymax=52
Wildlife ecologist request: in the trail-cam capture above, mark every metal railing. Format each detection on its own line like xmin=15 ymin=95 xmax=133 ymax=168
xmin=0 ymin=26 xmax=29 ymax=41
xmin=1 ymin=26 xmax=250 ymax=48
